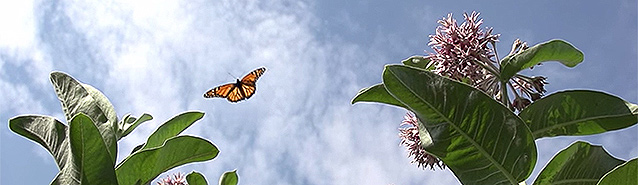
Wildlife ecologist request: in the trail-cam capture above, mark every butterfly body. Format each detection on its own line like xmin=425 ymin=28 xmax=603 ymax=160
xmin=204 ymin=67 xmax=266 ymax=103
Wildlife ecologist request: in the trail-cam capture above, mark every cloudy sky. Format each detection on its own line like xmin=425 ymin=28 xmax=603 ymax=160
xmin=1 ymin=0 xmax=636 ymax=184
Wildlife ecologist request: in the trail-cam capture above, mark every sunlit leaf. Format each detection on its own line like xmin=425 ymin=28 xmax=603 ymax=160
xmin=68 ymin=113 xmax=117 ymax=185
xmin=500 ymin=39 xmax=583 ymax=81
xmin=401 ymin=55 xmax=433 ymax=70
xmin=533 ymin=141 xmax=624 ymax=185
xmin=139 ymin=111 xmax=204 ymax=151
xmin=219 ymin=170 xmax=238 ymax=185
xmin=119 ymin=113 xmax=153 ymax=139
xmin=597 ymin=158 xmax=638 ymax=185
xmin=186 ymin=171 xmax=208 ymax=185
xmin=382 ymin=65 xmax=536 ymax=184
xmin=519 ymin=90 xmax=638 ymax=139
xmin=351 ymin=83 xmax=405 ymax=108
xmin=116 ymin=135 xmax=218 ymax=185
xmin=9 ymin=115 xmax=68 ymax=168
xmin=50 ymin=72 xmax=118 ymax=162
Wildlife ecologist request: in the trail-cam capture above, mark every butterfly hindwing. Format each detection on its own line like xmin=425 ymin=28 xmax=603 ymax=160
xmin=204 ymin=67 xmax=266 ymax=103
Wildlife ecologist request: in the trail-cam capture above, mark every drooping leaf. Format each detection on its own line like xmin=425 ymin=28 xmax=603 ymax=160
xmin=68 ymin=113 xmax=118 ymax=185
xmin=500 ymin=39 xmax=584 ymax=81
xmin=186 ymin=171 xmax=208 ymax=185
xmin=533 ymin=141 xmax=624 ymax=185
xmin=401 ymin=55 xmax=433 ymax=70
xmin=519 ymin=90 xmax=638 ymax=139
xmin=8 ymin=115 xmax=69 ymax=168
xmin=138 ymin=111 xmax=204 ymax=151
xmin=352 ymin=83 xmax=406 ymax=108
xmin=382 ymin=65 xmax=536 ymax=184
xmin=118 ymin=113 xmax=153 ymax=139
xmin=219 ymin=170 xmax=238 ymax=185
xmin=115 ymin=135 xmax=219 ymax=185
xmin=9 ymin=115 xmax=79 ymax=185
xmin=51 ymin=163 xmax=81 ymax=185
xmin=49 ymin=72 xmax=118 ymax=162
xmin=597 ymin=158 xmax=638 ymax=185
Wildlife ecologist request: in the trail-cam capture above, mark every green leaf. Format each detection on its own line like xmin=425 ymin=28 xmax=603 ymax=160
xmin=68 ymin=113 xmax=118 ymax=185
xmin=118 ymin=113 xmax=153 ymax=139
xmin=351 ymin=83 xmax=406 ymax=108
xmin=139 ymin=111 xmax=204 ymax=151
xmin=382 ymin=65 xmax=536 ymax=185
xmin=130 ymin=143 xmax=145 ymax=155
xmin=50 ymin=72 xmax=118 ymax=162
xmin=597 ymin=158 xmax=638 ymax=185
xmin=401 ymin=55 xmax=433 ymax=70
xmin=115 ymin=135 xmax=219 ymax=185
xmin=219 ymin=170 xmax=238 ymax=185
xmin=500 ymin=39 xmax=584 ymax=81
xmin=186 ymin=171 xmax=209 ymax=185
xmin=519 ymin=90 xmax=638 ymax=139
xmin=8 ymin=115 xmax=69 ymax=168
xmin=533 ymin=141 xmax=624 ymax=185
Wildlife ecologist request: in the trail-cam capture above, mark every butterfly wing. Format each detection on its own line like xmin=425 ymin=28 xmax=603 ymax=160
xmin=240 ymin=67 xmax=266 ymax=85
xmin=225 ymin=84 xmax=247 ymax=102
xmin=204 ymin=83 xmax=236 ymax=98
xmin=204 ymin=67 xmax=266 ymax=103
xmin=239 ymin=82 xmax=257 ymax=100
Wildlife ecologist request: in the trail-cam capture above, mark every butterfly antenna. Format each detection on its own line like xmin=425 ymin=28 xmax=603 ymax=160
xmin=226 ymin=71 xmax=238 ymax=79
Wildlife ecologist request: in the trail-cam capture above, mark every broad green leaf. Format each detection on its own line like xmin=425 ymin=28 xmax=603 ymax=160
xmin=519 ymin=90 xmax=638 ymax=139
xmin=351 ymin=83 xmax=406 ymax=108
xmin=50 ymin=72 xmax=118 ymax=162
xmin=382 ymin=65 xmax=536 ymax=185
xmin=533 ymin=141 xmax=624 ymax=185
xmin=68 ymin=113 xmax=117 ymax=185
xmin=115 ymin=135 xmax=219 ymax=185
xmin=186 ymin=171 xmax=209 ymax=185
xmin=8 ymin=115 xmax=69 ymax=168
xmin=597 ymin=158 xmax=638 ymax=185
xmin=219 ymin=170 xmax=238 ymax=185
xmin=139 ymin=111 xmax=204 ymax=151
xmin=500 ymin=40 xmax=583 ymax=81
xmin=401 ymin=55 xmax=433 ymax=70
xmin=118 ymin=113 xmax=153 ymax=139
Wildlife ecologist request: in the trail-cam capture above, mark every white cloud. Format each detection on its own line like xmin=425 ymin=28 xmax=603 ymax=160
xmin=0 ymin=0 xmax=37 ymax=50
xmin=6 ymin=0 xmax=635 ymax=184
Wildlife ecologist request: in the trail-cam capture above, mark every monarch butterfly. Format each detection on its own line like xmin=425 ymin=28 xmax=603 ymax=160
xmin=203 ymin=67 xmax=266 ymax=102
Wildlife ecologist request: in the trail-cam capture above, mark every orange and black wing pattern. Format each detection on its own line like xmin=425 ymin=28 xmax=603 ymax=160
xmin=240 ymin=67 xmax=266 ymax=85
xmin=204 ymin=67 xmax=266 ymax=103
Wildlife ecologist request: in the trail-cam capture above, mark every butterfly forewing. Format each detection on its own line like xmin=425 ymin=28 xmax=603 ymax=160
xmin=204 ymin=67 xmax=266 ymax=103
xmin=204 ymin=83 xmax=235 ymax=98
xmin=241 ymin=67 xmax=266 ymax=85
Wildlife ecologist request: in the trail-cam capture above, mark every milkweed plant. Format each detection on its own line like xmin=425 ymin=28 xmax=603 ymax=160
xmin=353 ymin=12 xmax=638 ymax=185
xmin=8 ymin=72 xmax=239 ymax=185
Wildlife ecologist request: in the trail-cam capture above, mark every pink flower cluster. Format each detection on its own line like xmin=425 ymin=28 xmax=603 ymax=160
xmin=399 ymin=113 xmax=445 ymax=170
xmin=157 ymin=173 xmax=187 ymax=185
xmin=427 ymin=12 xmax=500 ymax=87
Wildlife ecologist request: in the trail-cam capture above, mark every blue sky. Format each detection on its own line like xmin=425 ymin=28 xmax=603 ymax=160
xmin=1 ymin=0 xmax=636 ymax=184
